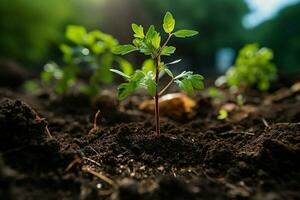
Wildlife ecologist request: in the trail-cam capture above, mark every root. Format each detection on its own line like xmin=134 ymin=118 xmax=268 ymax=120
xmin=88 ymin=110 xmax=101 ymax=134
xmin=262 ymin=118 xmax=270 ymax=128
xmin=82 ymin=156 xmax=102 ymax=168
xmin=35 ymin=114 xmax=53 ymax=139
xmin=93 ymin=110 xmax=101 ymax=130
xmin=45 ymin=125 xmax=53 ymax=139
xmin=82 ymin=166 xmax=116 ymax=187
xmin=65 ymin=155 xmax=82 ymax=172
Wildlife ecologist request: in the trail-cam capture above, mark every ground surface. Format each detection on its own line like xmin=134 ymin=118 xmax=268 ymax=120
xmin=0 ymin=77 xmax=300 ymax=200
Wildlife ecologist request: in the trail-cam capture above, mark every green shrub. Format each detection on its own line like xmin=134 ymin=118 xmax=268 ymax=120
xmin=40 ymin=25 xmax=132 ymax=97
xmin=226 ymin=44 xmax=277 ymax=91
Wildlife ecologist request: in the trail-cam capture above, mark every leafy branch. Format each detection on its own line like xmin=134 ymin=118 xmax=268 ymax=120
xmin=111 ymin=12 xmax=204 ymax=135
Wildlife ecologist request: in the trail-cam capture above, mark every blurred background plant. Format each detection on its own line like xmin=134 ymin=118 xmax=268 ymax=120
xmin=25 ymin=25 xmax=133 ymax=98
xmin=225 ymin=43 xmax=277 ymax=91
xmin=0 ymin=0 xmax=299 ymax=78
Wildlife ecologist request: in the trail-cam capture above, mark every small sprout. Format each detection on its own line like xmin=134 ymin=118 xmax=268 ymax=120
xmin=236 ymin=94 xmax=245 ymax=107
xmin=225 ymin=43 xmax=277 ymax=92
xmin=111 ymin=12 xmax=203 ymax=135
xmin=207 ymin=87 xmax=224 ymax=103
xmin=23 ymin=80 xmax=40 ymax=93
xmin=217 ymin=109 xmax=228 ymax=120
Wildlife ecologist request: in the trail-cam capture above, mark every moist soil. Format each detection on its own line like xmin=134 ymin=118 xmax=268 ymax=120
xmin=0 ymin=77 xmax=300 ymax=200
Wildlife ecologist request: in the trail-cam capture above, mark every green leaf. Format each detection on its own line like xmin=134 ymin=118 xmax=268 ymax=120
xmin=164 ymin=68 xmax=173 ymax=78
xmin=142 ymin=59 xmax=155 ymax=74
xmin=55 ymin=66 xmax=79 ymax=94
xmin=175 ymin=79 xmax=194 ymax=95
xmin=117 ymin=58 xmax=133 ymax=76
xmin=41 ymin=62 xmax=62 ymax=83
xmin=117 ymin=83 xmax=135 ymax=100
xmin=91 ymin=42 xmax=105 ymax=54
xmin=98 ymin=53 xmax=113 ymax=83
xmin=217 ymin=109 xmax=228 ymax=120
xmin=112 ymin=45 xmax=138 ymax=55
xmin=163 ymin=12 xmax=175 ymax=33
xmin=175 ymin=71 xmax=192 ymax=79
xmin=145 ymin=78 xmax=156 ymax=96
xmin=60 ymin=44 xmax=72 ymax=56
xmin=133 ymin=38 xmax=142 ymax=47
xmin=60 ymin=44 xmax=73 ymax=63
xmin=161 ymin=46 xmax=176 ymax=56
xmin=187 ymin=74 xmax=204 ymax=90
xmin=166 ymin=59 xmax=182 ymax=66
xmin=66 ymin=25 xmax=87 ymax=45
xmin=131 ymin=70 xmax=145 ymax=83
xmin=146 ymin=25 xmax=156 ymax=40
xmin=110 ymin=69 xmax=130 ymax=79
xmin=152 ymin=33 xmax=161 ymax=49
xmin=190 ymin=78 xmax=204 ymax=90
xmin=132 ymin=23 xmax=144 ymax=39
xmin=192 ymin=74 xmax=204 ymax=80
xmin=174 ymin=30 xmax=198 ymax=38
xmin=24 ymin=80 xmax=39 ymax=93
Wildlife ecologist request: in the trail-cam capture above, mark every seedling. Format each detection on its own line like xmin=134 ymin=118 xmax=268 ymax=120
xmin=236 ymin=94 xmax=245 ymax=107
xmin=217 ymin=109 xmax=228 ymax=120
xmin=207 ymin=86 xmax=225 ymax=103
xmin=111 ymin=12 xmax=204 ymax=135
xmin=226 ymin=44 xmax=277 ymax=91
xmin=40 ymin=25 xmax=133 ymax=97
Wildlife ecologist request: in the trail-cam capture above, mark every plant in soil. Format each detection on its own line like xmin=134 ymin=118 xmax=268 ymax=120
xmin=111 ymin=12 xmax=204 ymax=134
xmin=225 ymin=43 xmax=278 ymax=91
xmin=34 ymin=25 xmax=133 ymax=98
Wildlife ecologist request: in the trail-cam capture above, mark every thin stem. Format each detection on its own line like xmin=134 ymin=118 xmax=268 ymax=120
xmin=159 ymin=78 xmax=174 ymax=96
xmin=158 ymin=33 xmax=172 ymax=55
xmin=154 ymin=56 xmax=161 ymax=135
xmin=153 ymin=33 xmax=173 ymax=135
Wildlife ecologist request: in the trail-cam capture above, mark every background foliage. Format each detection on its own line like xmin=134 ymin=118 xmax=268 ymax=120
xmin=0 ymin=0 xmax=299 ymax=74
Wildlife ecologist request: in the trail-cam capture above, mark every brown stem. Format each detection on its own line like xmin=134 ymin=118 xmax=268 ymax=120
xmin=158 ymin=33 xmax=172 ymax=55
xmin=153 ymin=33 xmax=173 ymax=135
xmin=154 ymin=56 xmax=161 ymax=135
xmin=159 ymin=78 xmax=174 ymax=96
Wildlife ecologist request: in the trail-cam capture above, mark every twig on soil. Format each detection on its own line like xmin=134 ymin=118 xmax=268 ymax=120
xmin=262 ymin=118 xmax=270 ymax=128
xmin=171 ymin=168 xmax=177 ymax=177
xmin=99 ymin=189 xmax=114 ymax=196
xmin=86 ymin=145 xmax=101 ymax=157
xmin=65 ymin=155 xmax=82 ymax=172
xmin=93 ymin=110 xmax=101 ymax=130
xmin=82 ymin=156 xmax=102 ymax=168
xmin=82 ymin=166 xmax=116 ymax=187
xmin=35 ymin=114 xmax=53 ymax=139
xmin=88 ymin=110 xmax=101 ymax=134
xmin=45 ymin=125 xmax=53 ymax=139
xmin=244 ymin=132 xmax=255 ymax=136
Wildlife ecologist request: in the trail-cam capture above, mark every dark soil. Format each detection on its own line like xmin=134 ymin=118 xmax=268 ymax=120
xmin=0 ymin=77 xmax=300 ymax=200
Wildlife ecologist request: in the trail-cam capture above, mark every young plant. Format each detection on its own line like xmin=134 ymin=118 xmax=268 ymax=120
xmin=225 ymin=44 xmax=277 ymax=91
xmin=236 ymin=94 xmax=245 ymax=107
xmin=207 ymin=86 xmax=225 ymax=103
xmin=111 ymin=12 xmax=204 ymax=135
xmin=40 ymin=25 xmax=133 ymax=97
xmin=217 ymin=109 xmax=228 ymax=120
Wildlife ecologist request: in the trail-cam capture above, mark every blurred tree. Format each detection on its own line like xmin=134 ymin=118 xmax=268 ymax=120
xmin=141 ymin=0 xmax=249 ymax=71
xmin=0 ymin=0 xmax=71 ymax=64
xmin=251 ymin=3 xmax=300 ymax=73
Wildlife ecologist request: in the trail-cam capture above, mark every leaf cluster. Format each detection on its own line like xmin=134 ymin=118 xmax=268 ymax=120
xmin=111 ymin=12 xmax=203 ymax=100
xmin=41 ymin=25 xmax=133 ymax=97
xmin=226 ymin=44 xmax=277 ymax=91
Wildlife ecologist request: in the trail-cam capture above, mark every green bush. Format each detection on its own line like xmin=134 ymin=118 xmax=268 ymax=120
xmin=40 ymin=25 xmax=133 ymax=97
xmin=226 ymin=44 xmax=277 ymax=91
